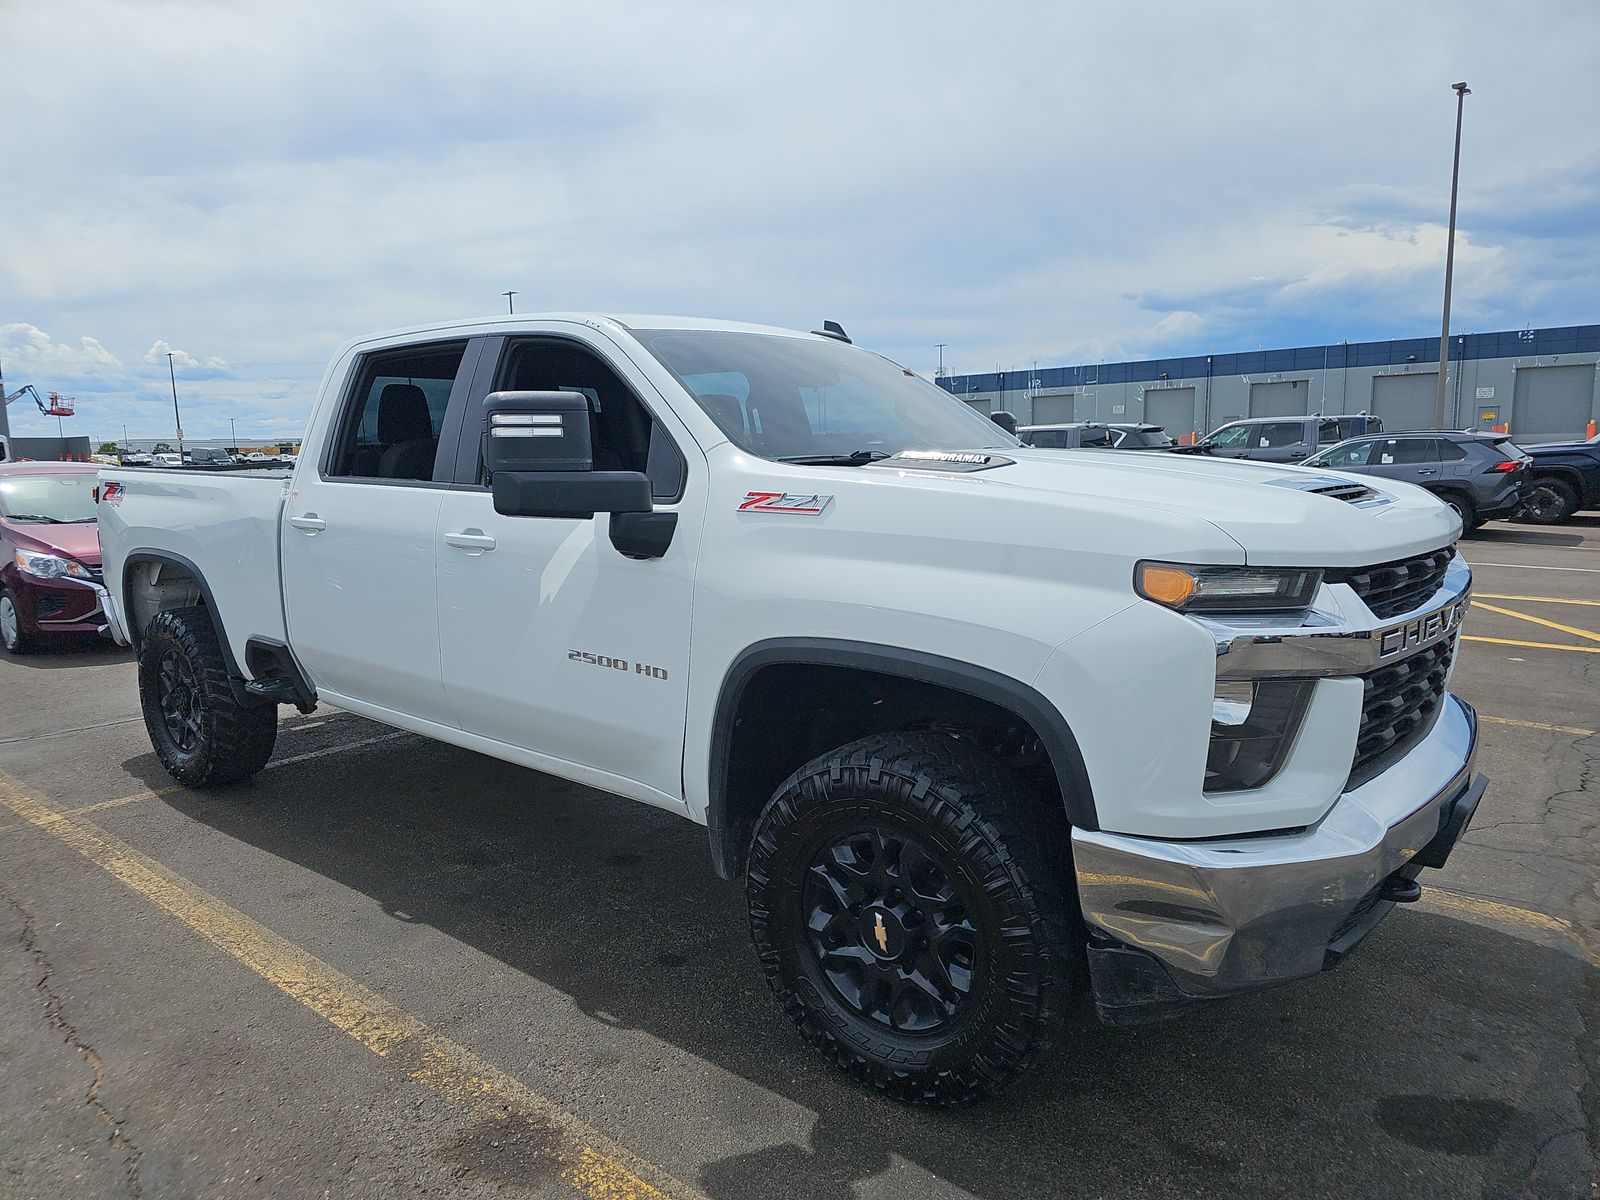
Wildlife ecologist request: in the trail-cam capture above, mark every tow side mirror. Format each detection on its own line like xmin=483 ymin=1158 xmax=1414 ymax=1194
xmin=482 ymin=391 xmax=593 ymax=474
xmin=481 ymin=392 xmax=671 ymax=557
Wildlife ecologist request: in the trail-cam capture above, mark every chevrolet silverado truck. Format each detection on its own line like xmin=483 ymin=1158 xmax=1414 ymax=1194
xmin=94 ymin=314 xmax=1486 ymax=1103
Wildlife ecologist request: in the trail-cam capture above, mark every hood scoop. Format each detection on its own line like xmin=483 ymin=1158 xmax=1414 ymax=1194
xmin=1262 ymin=474 xmax=1390 ymax=508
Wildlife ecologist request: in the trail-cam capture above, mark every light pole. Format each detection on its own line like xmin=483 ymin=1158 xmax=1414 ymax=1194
xmin=934 ymin=343 xmax=947 ymax=378
xmin=502 ymin=290 xmax=517 ymax=315
xmin=229 ymin=417 xmax=237 ymax=451
xmin=1434 ymin=81 xmax=1471 ymax=430
xmin=122 ymin=424 xmax=128 ymax=453
xmin=166 ymin=352 xmax=184 ymax=459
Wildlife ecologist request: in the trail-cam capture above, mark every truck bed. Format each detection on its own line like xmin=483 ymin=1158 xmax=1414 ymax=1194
xmin=96 ymin=466 xmax=290 ymax=674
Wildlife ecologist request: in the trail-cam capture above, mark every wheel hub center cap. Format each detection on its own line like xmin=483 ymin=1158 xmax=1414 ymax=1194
xmin=860 ymin=906 xmax=907 ymax=960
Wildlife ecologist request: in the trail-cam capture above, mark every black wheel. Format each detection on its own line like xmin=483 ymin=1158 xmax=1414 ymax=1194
xmin=138 ymin=606 xmax=277 ymax=786
xmin=0 ymin=588 xmax=40 ymax=655
xmin=1522 ymin=478 xmax=1579 ymax=525
xmin=1439 ymin=491 xmax=1476 ymax=532
xmin=747 ymin=732 xmax=1076 ymax=1105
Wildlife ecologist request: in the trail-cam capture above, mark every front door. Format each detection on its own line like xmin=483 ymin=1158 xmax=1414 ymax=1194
xmin=281 ymin=338 xmax=479 ymax=727
xmin=434 ymin=331 xmax=702 ymax=808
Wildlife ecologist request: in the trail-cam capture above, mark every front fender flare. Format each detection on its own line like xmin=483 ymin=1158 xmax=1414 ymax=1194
xmin=705 ymin=637 xmax=1098 ymax=878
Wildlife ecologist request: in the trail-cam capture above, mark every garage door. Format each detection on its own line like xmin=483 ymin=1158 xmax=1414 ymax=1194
xmin=1370 ymin=373 xmax=1438 ymax=431
xmin=1030 ymin=394 xmax=1075 ymax=424
xmin=964 ymin=397 xmax=991 ymax=416
xmin=1142 ymin=387 xmax=1196 ymax=438
xmin=1512 ymin=365 xmax=1596 ymax=442
xmin=1249 ymin=380 xmax=1310 ymax=417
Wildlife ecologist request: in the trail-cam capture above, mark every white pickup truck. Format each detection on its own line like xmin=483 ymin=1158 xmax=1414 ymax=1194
xmin=94 ymin=314 xmax=1485 ymax=1103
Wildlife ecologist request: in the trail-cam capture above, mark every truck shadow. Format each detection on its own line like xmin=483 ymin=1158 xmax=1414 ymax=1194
xmin=3 ymin=640 xmax=134 ymax=670
xmin=138 ymin=727 xmax=1595 ymax=1200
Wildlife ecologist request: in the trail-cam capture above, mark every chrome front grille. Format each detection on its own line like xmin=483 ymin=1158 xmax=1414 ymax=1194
xmin=1332 ymin=546 xmax=1456 ymax=621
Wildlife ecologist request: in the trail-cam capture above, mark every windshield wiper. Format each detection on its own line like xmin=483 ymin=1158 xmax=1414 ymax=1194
xmin=5 ymin=514 xmax=62 ymax=523
xmin=776 ymin=450 xmax=892 ymax=466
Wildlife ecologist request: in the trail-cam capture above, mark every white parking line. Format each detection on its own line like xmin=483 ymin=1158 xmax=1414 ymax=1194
xmin=1468 ymin=561 xmax=1600 ymax=574
xmin=262 ymin=731 xmax=413 ymax=770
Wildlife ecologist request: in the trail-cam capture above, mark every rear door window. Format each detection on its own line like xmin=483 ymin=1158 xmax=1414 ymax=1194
xmin=1436 ymin=439 xmax=1469 ymax=461
xmin=327 ymin=341 xmax=469 ymax=482
xmin=1254 ymin=421 xmax=1307 ymax=449
xmin=1374 ymin=438 xmax=1437 ymax=465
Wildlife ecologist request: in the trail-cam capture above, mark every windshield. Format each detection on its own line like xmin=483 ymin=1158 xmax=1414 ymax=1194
xmin=635 ymin=330 xmax=1015 ymax=460
xmin=0 ymin=472 xmax=99 ymax=523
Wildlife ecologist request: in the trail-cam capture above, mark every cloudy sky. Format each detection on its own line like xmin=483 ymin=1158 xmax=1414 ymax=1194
xmin=2 ymin=1 xmax=1597 ymax=444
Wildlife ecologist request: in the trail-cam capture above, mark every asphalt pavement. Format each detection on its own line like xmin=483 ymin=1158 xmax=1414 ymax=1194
xmin=1 ymin=517 xmax=1597 ymax=1200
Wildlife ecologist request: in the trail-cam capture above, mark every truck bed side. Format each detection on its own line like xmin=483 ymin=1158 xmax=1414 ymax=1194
xmin=97 ymin=467 xmax=291 ymax=676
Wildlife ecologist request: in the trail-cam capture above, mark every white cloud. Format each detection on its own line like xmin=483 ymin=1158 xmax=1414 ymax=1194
xmin=143 ymin=340 xmax=199 ymax=369
xmin=1 ymin=323 xmax=121 ymax=374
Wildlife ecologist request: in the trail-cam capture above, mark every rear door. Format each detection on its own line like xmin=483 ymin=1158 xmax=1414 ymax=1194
xmin=1244 ymin=420 xmax=1312 ymax=462
xmin=280 ymin=338 xmax=482 ymax=726
xmin=1363 ymin=436 xmax=1441 ymax=488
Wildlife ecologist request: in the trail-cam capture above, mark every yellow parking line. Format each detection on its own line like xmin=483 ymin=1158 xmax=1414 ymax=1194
xmin=1480 ymin=715 xmax=1595 ymax=737
xmin=1476 ymin=593 xmax=1600 ymax=608
xmin=1463 ymin=634 xmax=1600 ymax=655
xmin=62 ymin=786 xmax=185 ymax=817
xmin=1422 ymin=887 xmax=1588 ymax=953
xmin=0 ymin=771 xmax=705 ymax=1200
xmin=1472 ymin=601 xmax=1600 ymax=646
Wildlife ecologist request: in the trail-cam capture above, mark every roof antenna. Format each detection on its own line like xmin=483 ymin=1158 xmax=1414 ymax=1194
xmin=812 ymin=320 xmax=852 ymax=344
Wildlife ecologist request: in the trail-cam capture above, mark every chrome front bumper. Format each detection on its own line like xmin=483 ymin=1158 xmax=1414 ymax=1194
xmin=1073 ymin=694 xmax=1484 ymax=1024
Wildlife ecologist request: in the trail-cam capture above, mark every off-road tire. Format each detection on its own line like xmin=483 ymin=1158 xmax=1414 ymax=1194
xmin=747 ymin=732 xmax=1077 ymax=1105
xmin=0 ymin=588 xmax=40 ymax=655
xmin=1522 ymin=478 xmax=1579 ymax=526
xmin=138 ymin=606 xmax=277 ymax=786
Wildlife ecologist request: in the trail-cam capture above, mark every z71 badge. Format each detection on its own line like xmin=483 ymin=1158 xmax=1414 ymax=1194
xmin=738 ymin=491 xmax=833 ymax=515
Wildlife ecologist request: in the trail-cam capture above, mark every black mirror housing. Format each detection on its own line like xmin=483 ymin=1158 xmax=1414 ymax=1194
xmin=492 ymin=470 xmax=652 ymax=520
xmin=482 ymin=391 xmax=593 ymax=474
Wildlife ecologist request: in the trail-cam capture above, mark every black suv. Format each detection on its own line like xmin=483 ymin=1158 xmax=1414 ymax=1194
xmin=1303 ymin=431 xmax=1529 ymax=530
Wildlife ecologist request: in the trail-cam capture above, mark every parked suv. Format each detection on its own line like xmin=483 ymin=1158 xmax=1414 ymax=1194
xmin=1172 ymin=414 xmax=1383 ymax=463
xmin=1304 ymin=431 xmax=1528 ymax=530
xmin=1018 ymin=422 xmax=1174 ymax=450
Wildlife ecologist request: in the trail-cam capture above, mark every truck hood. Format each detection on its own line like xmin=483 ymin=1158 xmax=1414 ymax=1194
xmin=864 ymin=448 xmax=1459 ymax=566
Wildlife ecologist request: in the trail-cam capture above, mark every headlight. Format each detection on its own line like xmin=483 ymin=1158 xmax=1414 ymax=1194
xmin=1135 ymin=561 xmax=1323 ymax=614
xmin=1205 ymin=680 xmax=1313 ymax=792
xmin=13 ymin=548 xmax=94 ymax=581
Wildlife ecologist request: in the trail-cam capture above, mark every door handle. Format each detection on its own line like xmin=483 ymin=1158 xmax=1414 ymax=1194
xmin=287 ymin=513 xmax=326 ymax=533
xmin=1416 ymin=469 xmax=1437 ymax=476
xmin=444 ymin=529 xmax=497 ymax=552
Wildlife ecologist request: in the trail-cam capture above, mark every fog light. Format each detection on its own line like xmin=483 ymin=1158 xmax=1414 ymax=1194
xmin=1204 ymin=680 xmax=1314 ymax=793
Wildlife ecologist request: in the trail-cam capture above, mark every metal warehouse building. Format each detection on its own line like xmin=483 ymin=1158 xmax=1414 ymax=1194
xmin=939 ymin=324 xmax=1600 ymax=443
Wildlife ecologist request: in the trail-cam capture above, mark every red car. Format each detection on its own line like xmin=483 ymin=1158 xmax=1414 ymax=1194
xmin=0 ymin=462 xmax=105 ymax=654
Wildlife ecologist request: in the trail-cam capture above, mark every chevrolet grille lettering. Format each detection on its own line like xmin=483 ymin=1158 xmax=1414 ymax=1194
xmin=1378 ymin=597 xmax=1468 ymax=659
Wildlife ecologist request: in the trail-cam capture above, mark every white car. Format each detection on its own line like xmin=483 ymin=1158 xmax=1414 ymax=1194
xmin=93 ymin=313 xmax=1483 ymax=1102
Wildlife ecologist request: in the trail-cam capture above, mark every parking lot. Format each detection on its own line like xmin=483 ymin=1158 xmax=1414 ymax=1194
xmin=0 ymin=520 xmax=1595 ymax=1200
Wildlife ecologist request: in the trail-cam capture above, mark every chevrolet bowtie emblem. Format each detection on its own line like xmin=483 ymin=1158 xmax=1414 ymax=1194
xmin=874 ymin=912 xmax=889 ymax=953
